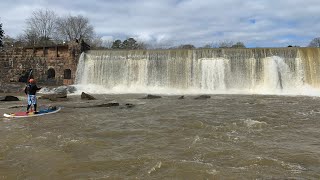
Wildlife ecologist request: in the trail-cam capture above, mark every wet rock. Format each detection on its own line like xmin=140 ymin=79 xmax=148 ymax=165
xmin=95 ymin=102 xmax=120 ymax=107
xmin=81 ymin=92 xmax=96 ymax=100
xmin=67 ymin=86 xmax=77 ymax=93
xmin=194 ymin=95 xmax=211 ymax=100
xmin=119 ymin=103 xmax=135 ymax=109
xmin=0 ymin=96 xmax=20 ymax=101
xmin=71 ymin=102 xmax=119 ymax=108
xmin=54 ymin=86 xmax=68 ymax=95
xmin=178 ymin=95 xmax=185 ymax=99
xmin=39 ymin=86 xmax=71 ymax=95
xmin=39 ymin=87 xmax=51 ymax=93
xmin=142 ymin=94 xmax=162 ymax=99
xmin=39 ymin=86 xmax=68 ymax=101
xmin=40 ymin=93 xmax=67 ymax=101
xmin=125 ymin=103 xmax=135 ymax=108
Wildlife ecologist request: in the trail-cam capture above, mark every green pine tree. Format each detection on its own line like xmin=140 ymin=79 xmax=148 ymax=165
xmin=0 ymin=23 xmax=4 ymax=47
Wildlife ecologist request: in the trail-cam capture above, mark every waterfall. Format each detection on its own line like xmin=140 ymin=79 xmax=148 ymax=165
xmin=199 ymin=58 xmax=229 ymax=91
xmin=75 ymin=48 xmax=320 ymax=95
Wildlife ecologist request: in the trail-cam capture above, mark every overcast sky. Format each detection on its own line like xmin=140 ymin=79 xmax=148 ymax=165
xmin=1 ymin=0 xmax=320 ymax=47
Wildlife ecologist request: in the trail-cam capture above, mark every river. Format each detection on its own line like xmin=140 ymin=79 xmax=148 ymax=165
xmin=0 ymin=93 xmax=319 ymax=179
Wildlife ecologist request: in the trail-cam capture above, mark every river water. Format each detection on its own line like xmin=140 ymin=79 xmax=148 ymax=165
xmin=0 ymin=93 xmax=319 ymax=179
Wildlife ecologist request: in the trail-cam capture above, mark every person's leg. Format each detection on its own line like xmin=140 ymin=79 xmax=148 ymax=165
xmin=32 ymin=95 xmax=38 ymax=113
xmin=27 ymin=95 xmax=31 ymax=113
xmin=27 ymin=104 xmax=31 ymax=112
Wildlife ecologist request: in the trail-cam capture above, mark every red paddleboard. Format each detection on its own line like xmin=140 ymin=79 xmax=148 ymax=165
xmin=3 ymin=106 xmax=61 ymax=118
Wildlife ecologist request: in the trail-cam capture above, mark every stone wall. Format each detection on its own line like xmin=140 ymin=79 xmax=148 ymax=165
xmin=0 ymin=41 xmax=81 ymax=85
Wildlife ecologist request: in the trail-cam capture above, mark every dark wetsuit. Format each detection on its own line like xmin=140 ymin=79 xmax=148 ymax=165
xmin=24 ymin=84 xmax=41 ymax=112
xmin=25 ymin=84 xmax=41 ymax=95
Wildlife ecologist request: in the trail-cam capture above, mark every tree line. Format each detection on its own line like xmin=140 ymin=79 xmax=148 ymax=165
xmin=1 ymin=9 xmax=320 ymax=49
xmin=109 ymin=39 xmax=247 ymax=50
xmin=0 ymin=22 xmax=3 ymax=47
xmin=1 ymin=9 xmax=96 ymax=48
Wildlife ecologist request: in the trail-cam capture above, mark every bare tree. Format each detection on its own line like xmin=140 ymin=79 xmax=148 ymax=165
xmin=102 ymin=39 xmax=114 ymax=49
xmin=308 ymin=37 xmax=320 ymax=47
xmin=201 ymin=44 xmax=212 ymax=48
xmin=217 ymin=40 xmax=234 ymax=48
xmin=2 ymin=35 xmax=14 ymax=48
xmin=25 ymin=9 xmax=57 ymax=45
xmin=89 ymin=34 xmax=103 ymax=49
xmin=20 ymin=30 xmax=39 ymax=46
xmin=56 ymin=15 xmax=94 ymax=42
xmin=136 ymin=41 xmax=147 ymax=49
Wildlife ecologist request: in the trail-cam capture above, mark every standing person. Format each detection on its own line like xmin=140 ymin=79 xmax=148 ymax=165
xmin=24 ymin=79 xmax=41 ymax=114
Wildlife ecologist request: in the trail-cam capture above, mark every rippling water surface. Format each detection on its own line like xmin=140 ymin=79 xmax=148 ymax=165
xmin=0 ymin=94 xmax=319 ymax=179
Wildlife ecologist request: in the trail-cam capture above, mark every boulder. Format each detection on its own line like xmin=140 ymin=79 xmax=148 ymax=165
xmin=142 ymin=94 xmax=162 ymax=99
xmin=119 ymin=103 xmax=135 ymax=109
xmin=54 ymin=86 xmax=68 ymax=95
xmin=71 ymin=102 xmax=119 ymax=108
xmin=95 ymin=102 xmax=120 ymax=107
xmin=39 ymin=86 xmax=68 ymax=101
xmin=194 ymin=95 xmax=211 ymax=100
xmin=125 ymin=103 xmax=135 ymax=108
xmin=178 ymin=95 xmax=185 ymax=99
xmin=39 ymin=86 xmax=69 ymax=95
xmin=0 ymin=96 xmax=20 ymax=101
xmin=39 ymin=87 xmax=51 ymax=94
xmin=81 ymin=92 xmax=96 ymax=100
xmin=40 ymin=92 xmax=67 ymax=101
xmin=67 ymin=86 xmax=77 ymax=93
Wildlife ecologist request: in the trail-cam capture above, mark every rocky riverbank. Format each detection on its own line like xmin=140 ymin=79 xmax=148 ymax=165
xmin=0 ymin=82 xmax=26 ymax=94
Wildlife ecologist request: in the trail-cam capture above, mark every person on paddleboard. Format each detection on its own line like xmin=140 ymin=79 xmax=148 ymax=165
xmin=24 ymin=79 xmax=41 ymax=114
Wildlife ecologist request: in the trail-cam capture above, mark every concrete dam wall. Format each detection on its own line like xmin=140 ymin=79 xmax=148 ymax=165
xmin=75 ymin=48 xmax=320 ymax=95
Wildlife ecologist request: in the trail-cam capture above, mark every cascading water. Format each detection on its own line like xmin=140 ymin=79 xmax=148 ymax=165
xmin=200 ymin=58 xmax=229 ymax=91
xmin=75 ymin=48 xmax=320 ymax=95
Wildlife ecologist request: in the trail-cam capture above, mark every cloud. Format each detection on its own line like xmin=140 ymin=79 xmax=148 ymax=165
xmin=1 ymin=0 xmax=320 ymax=47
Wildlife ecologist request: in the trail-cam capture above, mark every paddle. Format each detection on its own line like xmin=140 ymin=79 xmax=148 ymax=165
xmin=27 ymin=69 xmax=33 ymax=84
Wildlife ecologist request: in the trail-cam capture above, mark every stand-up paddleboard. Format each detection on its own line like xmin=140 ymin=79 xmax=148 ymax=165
xmin=3 ymin=106 xmax=61 ymax=118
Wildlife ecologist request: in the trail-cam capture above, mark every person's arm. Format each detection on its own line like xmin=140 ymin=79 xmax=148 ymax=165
xmin=24 ymin=86 xmax=28 ymax=95
xmin=36 ymin=85 xmax=42 ymax=91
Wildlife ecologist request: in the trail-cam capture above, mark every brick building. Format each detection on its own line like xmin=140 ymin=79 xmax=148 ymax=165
xmin=0 ymin=41 xmax=84 ymax=85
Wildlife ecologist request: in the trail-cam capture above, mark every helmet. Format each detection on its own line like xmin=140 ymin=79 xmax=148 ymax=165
xmin=29 ymin=79 xmax=35 ymax=83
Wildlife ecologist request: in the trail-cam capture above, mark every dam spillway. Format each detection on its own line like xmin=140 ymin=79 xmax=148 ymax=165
xmin=75 ymin=48 xmax=320 ymax=95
